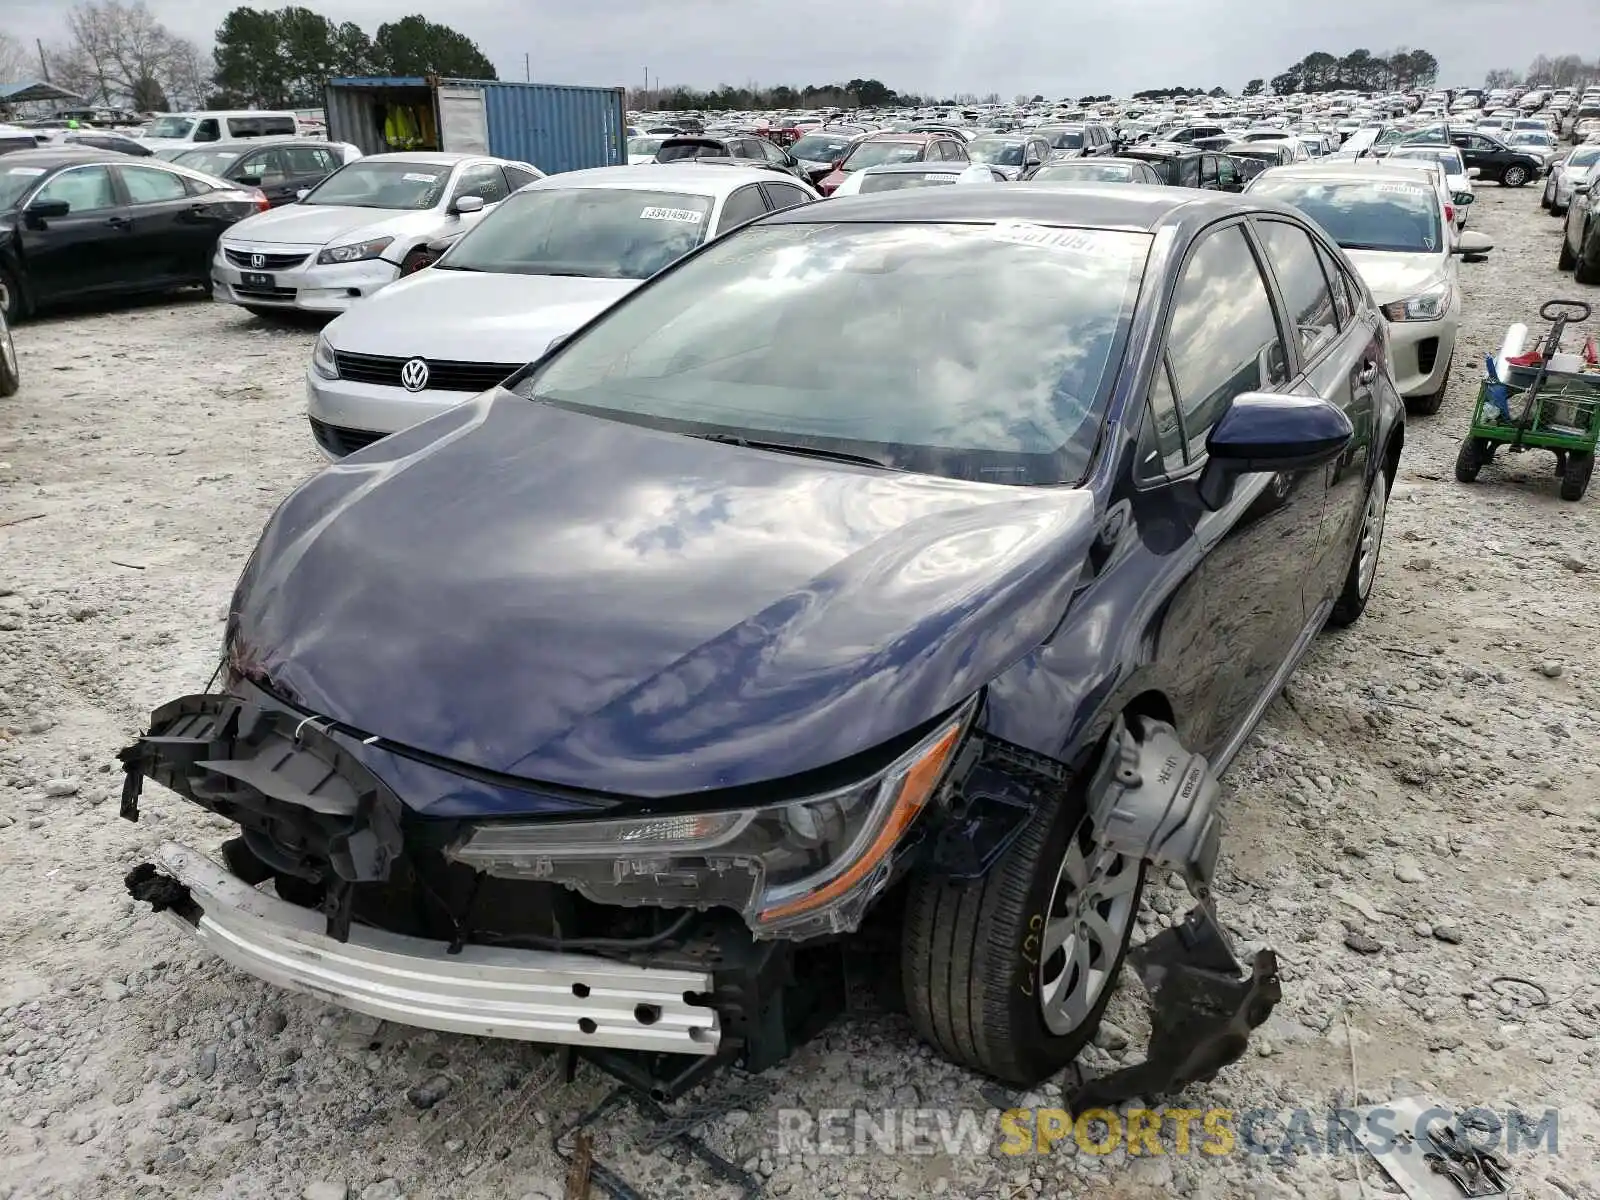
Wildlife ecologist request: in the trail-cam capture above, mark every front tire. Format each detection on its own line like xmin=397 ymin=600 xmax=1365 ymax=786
xmin=1559 ymin=234 xmax=1578 ymax=271
xmin=0 ymin=311 xmax=18 ymax=398
xmin=1576 ymin=239 xmax=1600 ymax=285
xmin=0 ymin=264 xmax=21 ymax=324
xmin=1328 ymin=467 xmax=1390 ymax=627
xmin=1502 ymin=165 xmax=1530 ymax=188
xmin=903 ymin=776 xmax=1144 ymax=1085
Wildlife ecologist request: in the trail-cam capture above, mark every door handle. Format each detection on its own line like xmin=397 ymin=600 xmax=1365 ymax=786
xmin=1358 ymin=360 xmax=1378 ymax=385
xmin=106 ymin=215 xmax=132 ymax=231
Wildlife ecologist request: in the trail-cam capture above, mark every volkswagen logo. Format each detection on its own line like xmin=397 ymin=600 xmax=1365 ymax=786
xmin=250 ymin=253 xmax=265 ymax=269
xmin=400 ymin=358 xmax=430 ymax=392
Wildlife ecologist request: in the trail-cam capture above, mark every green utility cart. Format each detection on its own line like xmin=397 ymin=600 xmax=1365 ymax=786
xmin=1455 ymin=300 xmax=1600 ymax=502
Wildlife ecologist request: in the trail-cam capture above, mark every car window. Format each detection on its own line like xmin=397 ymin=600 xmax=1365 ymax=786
xmin=193 ymin=118 xmax=220 ymax=143
xmin=1138 ymin=356 xmax=1187 ymax=475
xmin=1164 ymin=223 xmax=1290 ymax=460
xmin=943 ymin=140 xmax=969 ymax=162
xmin=236 ymin=147 xmax=284 ymax=183
xmin=285 ymin=145 xmax=338 ymax=175
xmin=758 ymin=139 xmax=789 ymax=167
xmin=1217 ymin=156 xmax=1238 ymax=188
xmin=1199 ymin=155 xmax=1218 ymax=186
xmin=227 ymin=116 xmax=296 ymax=138
xmin=34 ymin=165 xmax=117 ymax=213
xmin=119 ymin=164 xmax=189 ymax=204
xmin=1178 ymin=157 xmax=1200 ymax=187
xmin=1254 ymin=220 xmax=1339 ymax=361
xmin=451 ymin=163 xmax=510 ymax=205
xmin=1315 ymin=243 xmax=1355 ymax=326
xmin=761 ymin=182 xmax=810 ymax=212
xmin=717 ymin=184 xmax=768 ymax=232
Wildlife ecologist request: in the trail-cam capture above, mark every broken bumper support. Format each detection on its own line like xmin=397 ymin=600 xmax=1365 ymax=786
xmin=1067 ymin=715 xmax=1282 ymax=1109
xmin=129 ymin=841 xmax=722 ymax=1055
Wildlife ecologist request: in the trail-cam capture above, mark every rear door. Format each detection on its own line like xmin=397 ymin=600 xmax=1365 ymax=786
xmin=1251 ymin=216 xmax=1374 ymax=603
xmin=713 ymin=183 xmax=770 ymax=236
xmin=116 ymin=163 xmax=227 ymax=282
xmin=234 ymin=145 xmax=295 ymax=206
xmin=281 ymin=143 xmax=342 ymax=199
xmin=16 ymin=164 xmax=133 ymax=300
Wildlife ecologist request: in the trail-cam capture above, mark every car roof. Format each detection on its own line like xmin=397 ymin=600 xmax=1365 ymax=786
xmin=360 ymin=151 xmax=482 ymax=166
xmin=1122 ymin=142 xmax=1199 ymax=159
xmin=1033 ymin=157 xmax=1156 ymax=170
xmin=1258 ymin=163 xmax=1444 ymax=185
xmin=859 ymin=161 xmax=984 ymax=174
xmin=764 ymin=184 xmax=1256 ymax=231
xmin=172 ymin=136 xmax=320 ymax=153
xmin=0 ymin=146 xmax=123 ymax=168
xmin=524 ymin=163 xmax=792 ymax=198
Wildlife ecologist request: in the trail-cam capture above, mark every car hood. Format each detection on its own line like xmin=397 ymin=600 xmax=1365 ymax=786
xmin=1343 ymin=249 xmax=1448 ymax=305
xmin=224 ymin=204 xmax=440 ymax=248
xmin=228 ymin=392 xmax=1098 ymax=801
xmin=323 ymin=271 xmax=639 ymax=362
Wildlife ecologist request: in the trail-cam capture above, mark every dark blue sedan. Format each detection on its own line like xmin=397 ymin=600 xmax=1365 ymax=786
xmin=120 ymin=185 xmax=1403 ymax=1092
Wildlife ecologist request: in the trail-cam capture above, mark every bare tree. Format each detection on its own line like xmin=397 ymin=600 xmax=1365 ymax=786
xmin=0 ymin=31 xmax=35 ymax=83
xmin=47 ymin=1 xmax=198 ymax=110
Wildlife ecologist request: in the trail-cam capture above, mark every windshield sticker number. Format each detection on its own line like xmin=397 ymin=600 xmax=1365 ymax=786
xmin=5 ymin=166 xmax=46 ymax=177
xmin=1375 ymin=182 xmax=1427 ymax=195
xmin=213 ymin=152 xmax=239 ymax=160
xmin=986 ymin=221 xmax=1100 ymax=254
xmin=640 ymin=206 xmax=704 ymax=222
xmin=402 ymin=172 xmax=439 ymax=183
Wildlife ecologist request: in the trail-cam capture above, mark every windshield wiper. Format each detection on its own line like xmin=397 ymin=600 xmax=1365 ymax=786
xmin=693 ymin=432 xmax=896 ymax=470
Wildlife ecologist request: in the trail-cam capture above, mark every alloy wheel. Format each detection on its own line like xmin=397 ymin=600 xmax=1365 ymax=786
xmin=0 ymin=325 xmax=13 ymax=379
xmin=0 ymin=277 xmax=11 ymax=321
xmin=1356 ymin=475 xmax=1389 ymax=599
xmin=1037 ymin=828 xmax=1140 ymax=1036
xmin=1504 ymin=166 xmax=1528 ymax=187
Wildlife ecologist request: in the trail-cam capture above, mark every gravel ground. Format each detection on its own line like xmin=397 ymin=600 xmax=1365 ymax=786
xmin=2 ymin=185 xmax=1598 ymax=1200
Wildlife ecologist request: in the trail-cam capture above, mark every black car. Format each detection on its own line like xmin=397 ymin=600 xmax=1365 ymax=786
xmin=121 ymin=185 xmax=1401 ymax=1095
xmin=787 ymin=128 xmax=869 ymax=185
xmin=655 ymin=135 xmax=809 ymax=182
xmin=1121 ymin=142 xmax=1246 ymax=190
xmin=0 ymin=132 xmax=41 ymax=156
xmin=170 ymin=138 xmax=348 ymax=207
xmin=1442 ymin=130 xmax=1544 ymax=187
xmin=0 ymin=148 xmax=266 ymax=321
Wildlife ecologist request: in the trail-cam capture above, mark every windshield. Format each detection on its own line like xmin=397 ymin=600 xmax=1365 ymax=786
xmin=1570 ymin=148 xmax=1600 ymax=168
xmin=1392 ymin=148 xmax=1465 ymax=173
xmin=627 ymin=136 xmax=665 ymax=156
xmin=513 ymin=221 xmax=1151 ymax=486
xmin=303 ymin=160 xmax=449 ymax=209
xmin=438 ymin=188 xmax=712 ymax=279
xmin=1373 ymin=128 xmax=1409 ymax=145
xmin=790 ymin=133 xmax=857 ymax=161
xmin=858 ymin=172 xmax=959 ymax=193
xmin=966 ymin=138 xmax=1025 ymax=166
xmin=1231 ymin=147 xmax=1284 ymax=164
xmin=1248 ymin=178 xmax=1443 ymax=253
xmin=1509 ymin=133 xmax=1554 ymax=147
xmin=172 ymin=148 xmax=241 ymax=175
xmin=1044 ymin=130 xmax=1084 ymax=149
xmin=841 ymin=140 xmax=925 ymax=170
xmin=655 ymin=141 xmax=721 ymax=162
xmin=147 ymin=116 xmax=194 ymax=139
xmin=0 ymin=163 xmax=48 ymax=210
xmin=1031 ymin=162 xmax=1135 ymax=182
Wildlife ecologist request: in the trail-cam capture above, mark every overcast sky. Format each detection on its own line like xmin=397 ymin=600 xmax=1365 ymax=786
xmin=6 ymin=0 xmax=1597 ymax=99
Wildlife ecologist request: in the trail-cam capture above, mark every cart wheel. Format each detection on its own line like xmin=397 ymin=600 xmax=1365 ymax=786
xmin=1559 ymin=452 xmax=1592 ymax=502
xmin=1454 ymin=437 xmax=1488 ymax=483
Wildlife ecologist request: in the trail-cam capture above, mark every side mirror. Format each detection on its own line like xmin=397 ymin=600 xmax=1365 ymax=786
xmin=830 ymin=158 xmax=844 ymax=171
xmin=1196 ymin=393 xmax=1353 ymax=511
xmin=1454 ymin=191 xmax=1475 ymax=205
xmin=238 ymin=174 xmax=262 ymax=187
xmin=1452 ymin=230 xmax=1493 ymax=256
xmin=295 ymin=188 xmax=310 ymax=200
xmin=452 ymin=194 xmax=485 ymax=215
xmin=544 ymin=332 xmax=573 ymax=356
xmin=1023 ymin=157 xmax=1041 ymax=169
xmin=1467 ymin=166 xmax=1482 ymax=178
xmin=25 ymin=198 xmax=71 ymax=220
xmin=1575 ymin=181 xmax=1592 ymax=195
xmin=425 ymin=237 xmax=453 ymax=255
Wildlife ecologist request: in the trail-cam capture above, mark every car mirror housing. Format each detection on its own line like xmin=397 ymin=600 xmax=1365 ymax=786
xmin=1453 ymin=230 xmax=1494 ymax=256
xmin=295 ymin=188 xmax=310 ymax=201
xmin=451 ymin=194 xmax=485 ymax=215
xmin=25 ymin=198 xmax=71 ymax=220
xmin=1197 ymin=392 xmax=1354 ymax=511
xmin=1466 ymin=166 xmax=1482 ymax=178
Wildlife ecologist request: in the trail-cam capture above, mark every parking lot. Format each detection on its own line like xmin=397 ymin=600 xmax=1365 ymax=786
xmin=2 ymin=183 xmax=1599 ymax=1200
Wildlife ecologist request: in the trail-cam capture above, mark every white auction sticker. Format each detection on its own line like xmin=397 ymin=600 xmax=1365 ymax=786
xmin=640 ymin=206 xmax=704 ymax=222
xmin=5 ymin=166 xmax=46 ymax=177
xmin=986 ymin=220 xmax=1099 ymax=253
xmin=1374 ymin=182 xmax=1426 ymax=195
xmin=402 ymin=172 xmax=439 ymax=183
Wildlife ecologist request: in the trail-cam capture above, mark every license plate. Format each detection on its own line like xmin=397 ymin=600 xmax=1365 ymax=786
xmin=240 ymin=271 xmax=275 ymax=289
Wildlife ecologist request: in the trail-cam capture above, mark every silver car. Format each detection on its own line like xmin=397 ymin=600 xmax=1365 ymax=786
xmin=1543 ymin=145 xmax=1600 ymax=216
xmin=212 ymin=152 xmax=543 ymax=314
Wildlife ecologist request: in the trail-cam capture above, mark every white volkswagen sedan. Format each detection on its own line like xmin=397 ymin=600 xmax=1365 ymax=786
xmin=305 ymin=163 xmax=819 ymax=456
xmin=212 ymin=152 xmax=542 ymax=315
xmin=1248 ymin=164 xmax=1492 ymax=415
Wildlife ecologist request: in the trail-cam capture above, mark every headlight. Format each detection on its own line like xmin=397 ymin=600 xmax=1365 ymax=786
xmin=311 ymin=334 xmax=339 ymax=379
xmin=446 ymin=699 xmax=976 ymax=939
xmin=316 ymin=236 xmax=394 ymax=265
xmin=1381 ymin=281 xmax=1451 ymax=322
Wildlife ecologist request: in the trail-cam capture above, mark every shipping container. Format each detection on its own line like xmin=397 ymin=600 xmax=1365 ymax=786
xmin=324 ymin=77 xmax=626 ymax=174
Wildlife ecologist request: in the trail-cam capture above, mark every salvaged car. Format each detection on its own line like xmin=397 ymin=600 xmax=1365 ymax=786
xmin=120 ymin=186 xmax=1403 ymax=1095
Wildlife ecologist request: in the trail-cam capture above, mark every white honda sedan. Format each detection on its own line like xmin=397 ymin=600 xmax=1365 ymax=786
xmin=304 ymin=164 xmax=820 ymax=456
xmin=212 ymin=152 xmax=542 ymax=315
xmin=1248 ymin=164 xmax=1492 ymax=415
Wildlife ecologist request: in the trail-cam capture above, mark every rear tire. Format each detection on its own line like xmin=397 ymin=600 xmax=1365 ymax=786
xmin=1329 ymin=467 xmax=1390 ymax=627
xmin=902 ymin=769 xmax=1145 ymax=1085
xmin=1560 ymin=452 xmax=1592 ymax=501
xmin=1576 ymin=245 xmax=1600 ymax=285
xmin=1501 ymin=165 xmax=1529 ymax=188
xmin=1454 ymin=437 xmax=1489 ymax=483
xmin=0 ymin=265 xmax=21 ymax=324
xmin=1559 ymin=235 xmax=1578 ymax=271
xmin=0 ymin=312 xmax=18 ymax=399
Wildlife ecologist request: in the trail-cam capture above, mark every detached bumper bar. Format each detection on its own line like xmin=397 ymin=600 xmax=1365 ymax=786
xmin=133 ymin=841 xmax=721 ymax=1055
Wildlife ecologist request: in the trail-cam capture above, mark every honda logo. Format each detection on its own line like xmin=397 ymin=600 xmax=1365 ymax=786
xmin=250 ymin=253 xmax=265 ymax=268
xmin=400 ymin=358 xmax=430 ymax=392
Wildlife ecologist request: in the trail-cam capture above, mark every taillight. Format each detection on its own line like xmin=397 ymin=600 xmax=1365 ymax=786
xmin=1444 ymin=203 xmax=1454 ymax=223
xmin=253 ymin=189 xmax=270 ymax=212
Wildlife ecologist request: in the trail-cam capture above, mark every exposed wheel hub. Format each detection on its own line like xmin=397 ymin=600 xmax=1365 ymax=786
xmin=1356 ymin=476 xmax=1389 ymax=599
xmin=1038 ymin=831 xmax=1138 ymax=1035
